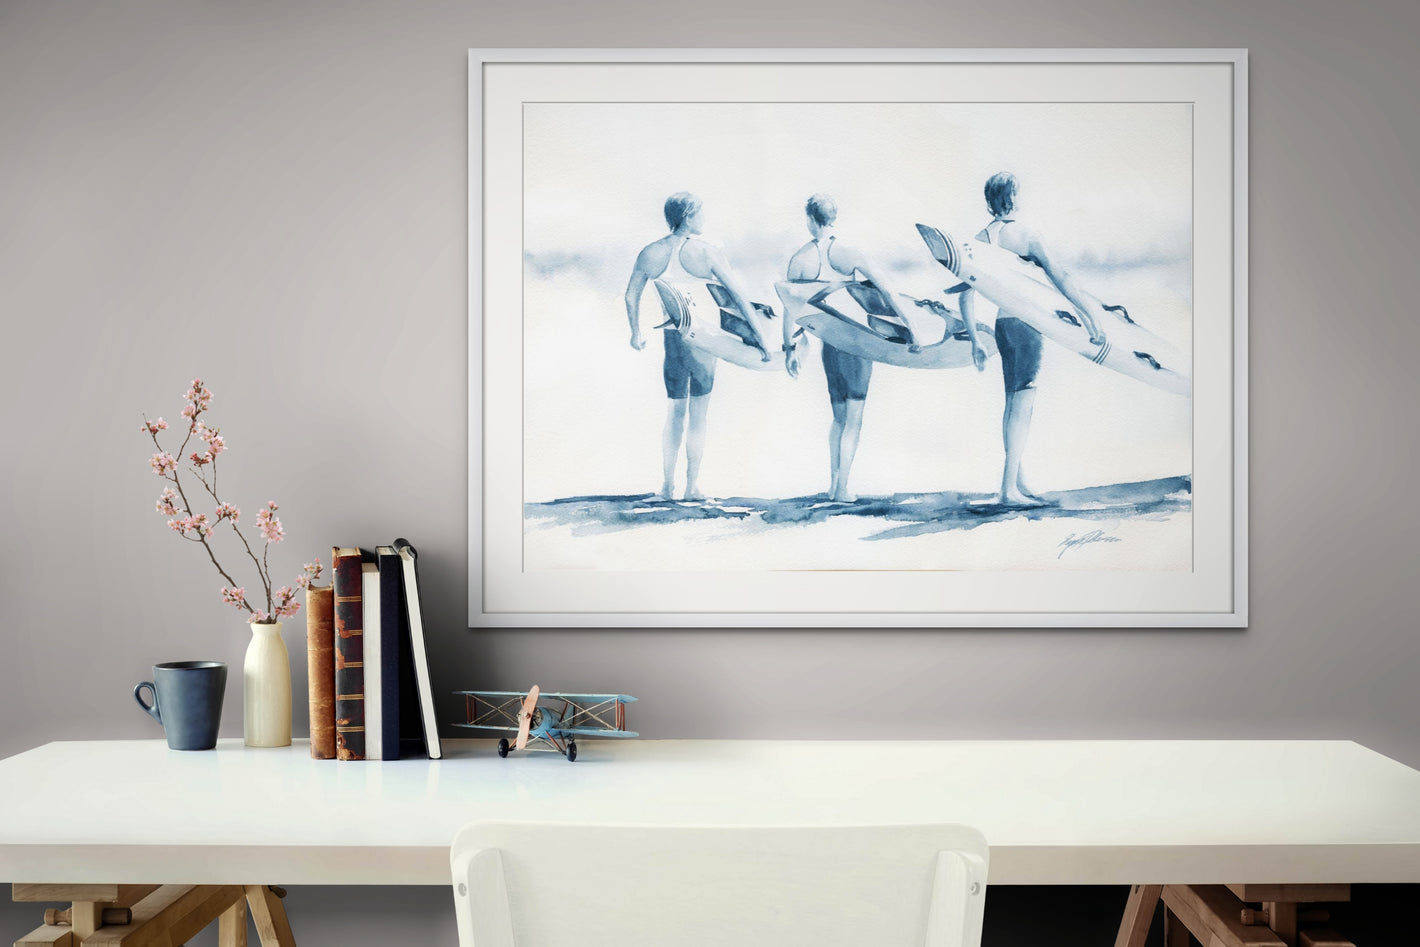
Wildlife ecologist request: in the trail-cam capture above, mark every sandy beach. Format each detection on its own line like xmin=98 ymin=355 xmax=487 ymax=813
xmin=525 ymin=477 xmax=1191 ymax=572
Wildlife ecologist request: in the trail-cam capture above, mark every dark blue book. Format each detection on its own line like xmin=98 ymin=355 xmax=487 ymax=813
xmin=374 ymin=545 xmax=403 ymax=760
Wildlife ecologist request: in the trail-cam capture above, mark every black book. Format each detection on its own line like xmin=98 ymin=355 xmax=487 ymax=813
xmin=375 ymin=545 xmax=403 ymax=761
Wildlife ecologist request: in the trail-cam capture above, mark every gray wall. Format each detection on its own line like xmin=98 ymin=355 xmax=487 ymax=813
xmin=2 ymin=1 xmax=1417 ymax=945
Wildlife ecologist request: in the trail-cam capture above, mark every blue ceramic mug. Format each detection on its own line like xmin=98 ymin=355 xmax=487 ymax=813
xmin=134 ymin=661 xmax=227 ymax=751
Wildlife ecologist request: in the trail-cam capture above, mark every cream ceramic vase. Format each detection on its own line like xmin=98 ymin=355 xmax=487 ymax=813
xmin=244 ymin=621 xmax=292 ymax=747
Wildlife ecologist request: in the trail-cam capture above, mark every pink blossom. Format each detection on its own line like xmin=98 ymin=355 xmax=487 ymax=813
xmin=195 ymin=424 xmax=225 ymax=456
xmin=272 ymin=586 xmax=301 ymax=619
xmin=296 ymin=558 xmax=323 ymax=590
xmin=149 ymin=452 xmax=177 ymax=476
xmin=189 ymin=451 xmax=210 ymax=467
xmin=156 ymin=487 xmax=179 ymax=516
xmin=250 ymin=610 xmax=272 ymax=623
xmin=184 ymin=378 xmax=212 ymax=410
xmin=167 ymin=514 xmax=210 ymax=537
xmin=200 ymin=432 xmax=226 ymax=464
xmin=142 ymin=417 xmax=169 ymax=435
xmin=186 ymin=380 xmax=215 ymax=417
xmin=214 ymin=502 xmax=240 ymax=523
xmin=255 ymin=501 xmax=284 ymax=544
xmin=222 ymin=586 xmax=247 ymax=608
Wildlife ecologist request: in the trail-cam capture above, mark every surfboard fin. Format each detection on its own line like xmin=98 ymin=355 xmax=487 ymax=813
xmin=845 ymin=281 xmax=894 ymax=316
xmin=866 ymin=315 xmax=912 ymax=344
xmin=718 ymin=310 xmax=771 ymax=359
xmin=652 ymin=279 xmax=692 ymax=330
xmin=704 ymin=283 xmax=777 ymax=322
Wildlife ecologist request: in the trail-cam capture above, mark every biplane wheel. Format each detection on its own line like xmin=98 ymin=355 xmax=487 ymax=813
xmin=497 ymin=738 xmax=510 ymax=758
xmin=566 ymin=741 xmax=577 ymax=762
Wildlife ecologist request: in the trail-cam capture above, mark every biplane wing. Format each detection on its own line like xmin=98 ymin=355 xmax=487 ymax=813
xmin=555 ymin=726 xmax=639 ymax=738
xmin=453 ymin=691 xmax=525 ymax=731
xmin=541 ymin=694 xmax=637 ymax=733
xmin=454 ymin=690 xmax=638 ymax=733
xmin=539 ymin=693 xmax=639 ymax=703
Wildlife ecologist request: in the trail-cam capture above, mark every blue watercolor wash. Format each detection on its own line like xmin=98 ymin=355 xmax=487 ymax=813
xmin=525 ymin=477 xmax=1191 ymax=540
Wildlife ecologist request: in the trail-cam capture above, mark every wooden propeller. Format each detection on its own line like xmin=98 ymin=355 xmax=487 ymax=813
xmin=516 ymin=684 xmax=540 ymax=751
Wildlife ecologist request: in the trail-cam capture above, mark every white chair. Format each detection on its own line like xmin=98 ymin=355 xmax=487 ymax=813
xmin=450 ymin=822 xmax=989 ymax=947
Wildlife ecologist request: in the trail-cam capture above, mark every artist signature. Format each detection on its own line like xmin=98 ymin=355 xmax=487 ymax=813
xmin=1057 ymin=528 xmax=1121 ymax=559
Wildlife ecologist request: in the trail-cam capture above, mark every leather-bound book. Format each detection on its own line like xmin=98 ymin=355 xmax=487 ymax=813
xmin=332 ymin=546 xmax=367 ymax=761
xmin=305 ymin=584 xmax=336 ymax=759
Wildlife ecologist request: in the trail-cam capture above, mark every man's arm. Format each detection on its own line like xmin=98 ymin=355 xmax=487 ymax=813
xmin=832 ymin=244 xmax=918 ymax=345
xmin=779 ymin=246 xmax=821 ymax=378
xmin=958 ymin=288 xmax=988 ymax=372
xmin=706 ymin=246 xmax=772 ymax=361
xmin=1023 ymin=229 xmax=1106 ymax=346
xmin=624 ymin=247 xmax=655 ymax=350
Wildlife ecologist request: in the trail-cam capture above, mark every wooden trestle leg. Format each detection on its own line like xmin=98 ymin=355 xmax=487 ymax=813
xmin=219 ymin=898 xmax=249 ymax=947
xmin=12 ymin=883 xmax=296 ymax=947
xmin=1113 ymin=884 xmax=1162 ymax=947
xmin=1113 ymin=882 xmax=1357 ymax=947
xmin=245 ymin=885 xmax=296 ymax=947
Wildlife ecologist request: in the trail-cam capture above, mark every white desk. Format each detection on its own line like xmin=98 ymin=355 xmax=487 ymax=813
xmin=2 ymin=738 xmax=1418 ymax=887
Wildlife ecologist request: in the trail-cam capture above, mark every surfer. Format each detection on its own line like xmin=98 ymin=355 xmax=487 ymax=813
xmin=624 ymin=192 xmax=768 ymax=501
xmin=958 ymin=171 xmax=1107 ymax=508
xmin=785 ymin=193 xmax=917 ymax=503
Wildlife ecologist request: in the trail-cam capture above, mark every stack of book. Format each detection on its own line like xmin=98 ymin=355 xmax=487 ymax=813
xmin=304 ymin=538 xmax=443 ymax=761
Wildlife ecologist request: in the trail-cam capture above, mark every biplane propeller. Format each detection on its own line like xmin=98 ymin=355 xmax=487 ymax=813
xmin=453 ymin=685 xmax=638 ymax=762
xmin=515 ymin=684 xmax=539 ymax=751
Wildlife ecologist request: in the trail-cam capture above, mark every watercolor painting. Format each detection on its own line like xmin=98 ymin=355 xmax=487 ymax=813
xmin=519 ymin=101 xmax=1194 ymax=575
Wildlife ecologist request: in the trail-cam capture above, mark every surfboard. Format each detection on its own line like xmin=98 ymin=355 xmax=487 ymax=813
xmin=774 ymin=279 xmax=997 ymax=370
xmin=915 ymin=223 xmax=1191 ymax=396
xmin=652 ymin=278 xmax=778 ymax=371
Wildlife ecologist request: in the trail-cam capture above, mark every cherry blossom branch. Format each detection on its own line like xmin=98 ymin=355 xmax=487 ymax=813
xmin=163 ymin=473 xmax=251 ymax=614
xmin=142 ymin=379 xmax=318 ymax=623
xmin=237 ymin=522 xmax=272 ymax=610
xmin=191 ymin=462 xmax=272 ymax=613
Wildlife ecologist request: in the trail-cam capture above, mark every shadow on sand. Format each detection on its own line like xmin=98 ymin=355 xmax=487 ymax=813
xmin=526 ymin=476 xmax=1191 ymax=542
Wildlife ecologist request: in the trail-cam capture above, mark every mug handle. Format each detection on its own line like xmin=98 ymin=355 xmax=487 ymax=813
xmin=134 ymin=681 xmax=162 ymax=725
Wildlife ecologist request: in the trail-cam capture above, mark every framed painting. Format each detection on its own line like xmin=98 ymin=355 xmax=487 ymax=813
xmin=469 ymin=48 xmax=1247 ymax=627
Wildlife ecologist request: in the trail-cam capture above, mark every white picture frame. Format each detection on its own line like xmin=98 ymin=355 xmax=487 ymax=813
xmin=469 ymin=48 xmax=1247 ymax=628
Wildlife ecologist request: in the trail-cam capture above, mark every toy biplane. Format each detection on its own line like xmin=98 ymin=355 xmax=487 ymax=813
xmin=453 ymin=685 xmax=638 ymax=761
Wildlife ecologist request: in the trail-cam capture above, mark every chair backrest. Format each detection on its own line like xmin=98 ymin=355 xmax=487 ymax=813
xmin=451 ymin=822 xmax=988 ymax=947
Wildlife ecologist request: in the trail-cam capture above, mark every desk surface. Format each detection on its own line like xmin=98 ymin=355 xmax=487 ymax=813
xmin=1 ymin=739 xmax=1418 ymax=886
